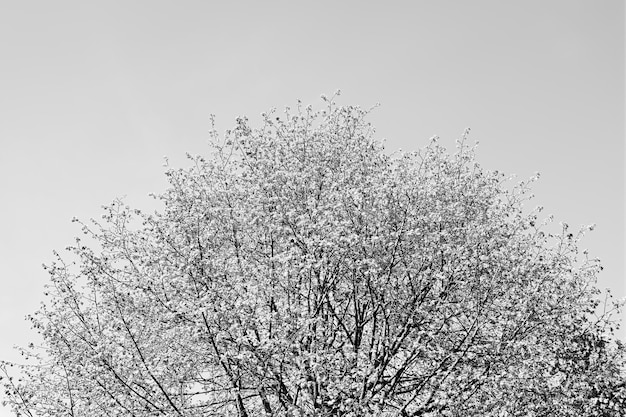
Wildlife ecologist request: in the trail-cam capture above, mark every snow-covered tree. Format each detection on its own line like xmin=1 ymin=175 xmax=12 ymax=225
xmin=2 ymin=94 xmax=624 ymax=416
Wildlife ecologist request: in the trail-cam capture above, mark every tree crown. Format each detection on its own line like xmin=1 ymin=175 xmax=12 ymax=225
xmin=2 ymin=95 xmax=624 ymax=417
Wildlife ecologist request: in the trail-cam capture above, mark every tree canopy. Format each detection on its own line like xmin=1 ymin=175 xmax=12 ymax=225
xmin=2 ymin=95 xmax=625 ymax=416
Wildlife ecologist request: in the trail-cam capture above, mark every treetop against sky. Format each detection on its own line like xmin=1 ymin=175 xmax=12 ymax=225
xmin=2 ymin=98 xmax=624 ymax=416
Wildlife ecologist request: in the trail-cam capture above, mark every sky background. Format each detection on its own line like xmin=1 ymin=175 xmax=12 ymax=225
xmin=0 ymin=1 xmax=623 ymax=412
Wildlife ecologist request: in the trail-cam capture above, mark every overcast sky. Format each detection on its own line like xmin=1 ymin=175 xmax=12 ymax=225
xmin=0 ymin=2 xmax=623 ymax=413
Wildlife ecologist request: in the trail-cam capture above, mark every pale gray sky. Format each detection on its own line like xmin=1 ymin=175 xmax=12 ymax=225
xmin=0 ymin=2 xmax=623 ymax=413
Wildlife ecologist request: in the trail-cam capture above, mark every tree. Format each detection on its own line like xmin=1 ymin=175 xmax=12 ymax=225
xmin=2 ymin=94 xmax=625 ymax=417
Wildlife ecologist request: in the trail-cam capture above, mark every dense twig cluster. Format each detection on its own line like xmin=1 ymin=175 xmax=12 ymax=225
xmin=2 ymin=95 xmax=624 ymax=416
